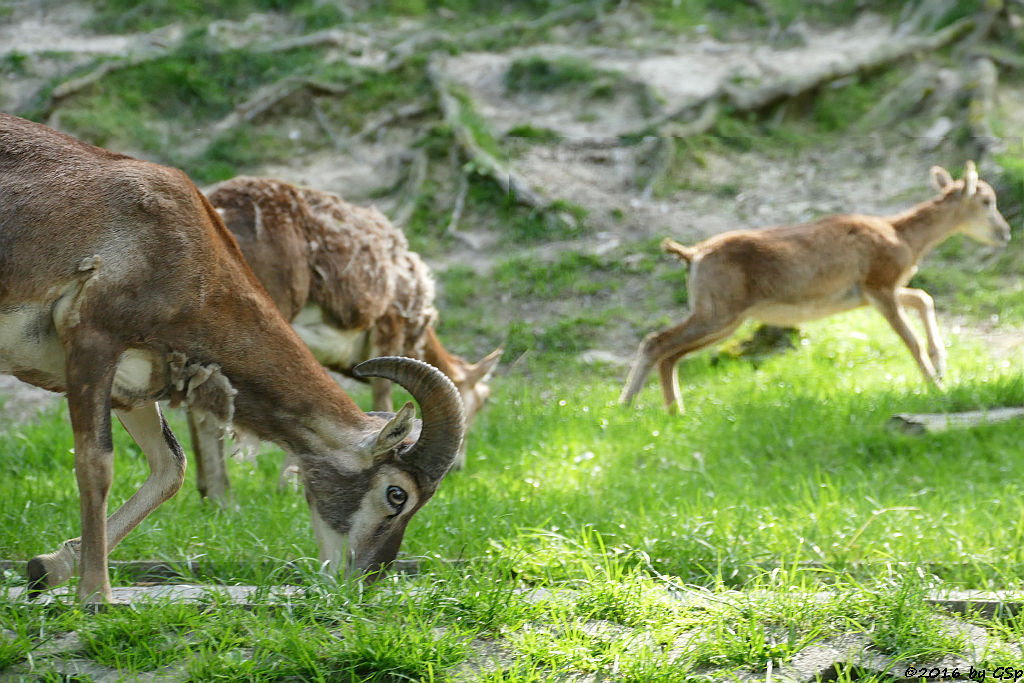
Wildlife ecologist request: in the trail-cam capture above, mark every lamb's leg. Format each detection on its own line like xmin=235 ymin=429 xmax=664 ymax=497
xmin=656 ymin=320 xmax=743 ymax=414
xmin=868 ymin=288 xmax=941 ymax=387
xmin=188 ymin=408 xmax=229 ymax=501
xmin=620 ymin=311 xmax=742 ymax=411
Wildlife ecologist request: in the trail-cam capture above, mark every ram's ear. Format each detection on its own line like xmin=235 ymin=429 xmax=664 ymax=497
xmin=370 ymin=402 xmax=416 ymax=457
xmin=930 ymin=166 xmax=953 ymax=192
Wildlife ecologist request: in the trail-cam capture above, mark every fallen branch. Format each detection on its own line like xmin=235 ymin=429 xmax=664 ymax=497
xmin=887 ymin=406 xmax=1024 ymax=435
xmin=207 ymin=76 xmax=350 ymax=139
xmin=428 ymin=58 xmax=546 ymax=209
xmin=37 ymin=44 xmax=183 ymax=118
xmin=348 ymin=99 xmax=431 ymax=148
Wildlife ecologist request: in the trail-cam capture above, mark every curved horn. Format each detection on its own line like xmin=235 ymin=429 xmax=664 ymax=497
xmin=353 ymin=356 xmax=465 ymax=482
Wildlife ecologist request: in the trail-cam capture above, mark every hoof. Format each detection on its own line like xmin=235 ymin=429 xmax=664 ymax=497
xmin=79 ymin=586 xmax=120 ymax=606
xmin=26 ymin=557 xmax=50 ymax=598
xmin=26 ymin=541 xmax=78 ymax=596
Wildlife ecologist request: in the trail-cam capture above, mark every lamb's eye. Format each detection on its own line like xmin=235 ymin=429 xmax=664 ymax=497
xmin=386 ymin=486 xmax=407 ymax=511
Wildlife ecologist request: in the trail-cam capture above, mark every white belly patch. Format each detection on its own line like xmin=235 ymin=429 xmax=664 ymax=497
xmin=0 ymin=304 xmax=66 ymax=382
xmin=112 ymin=349 xmax=156 ymax=400
xmin=291 ymin=304 xmax=370 ymax=370
xmin=0 ymin=302 xmax=161 ymax=404
xmin=750 ymin=287 xmax=867 ymax=326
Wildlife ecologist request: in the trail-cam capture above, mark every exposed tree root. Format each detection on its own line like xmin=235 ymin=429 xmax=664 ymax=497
xmin=311 ymin=98 xmax=345 ymax=149
xmin=722 ymin=16 xmax=975 ymax=112
xmin=970 ymin=45 xmax=1024 ymax=71
xmin=206 ymin=76 xmax=351 ymax=139
xmin=385 ymin=1 xmax=608 ymax=70
xmin=639 ymin=136 xmax=676 ymax=201
xmin=38 ymin=46 xmax=181 ymax=119
xmin=348 ymin=100 xmax=431 ymax=148
xmin=391 ymin=148 xmax=429 ymax=228
xmin=428 ymin=59 xmax=547 ymax=209
xmin=445 ymin=169 xmax=483 ymax=250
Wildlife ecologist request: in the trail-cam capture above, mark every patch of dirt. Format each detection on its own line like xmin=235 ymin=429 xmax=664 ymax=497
xmin=514 ymin=134 xmax=929 ymax=244
xmin=441 ymin=13 xmax=897 ymax=140
xmin=252 ymin=126 xmax=422 ymax=210
xmin=0 ymin=1 xmax=184 ymax=113
xmin=0 ymin=2 xmax=128 ymax=55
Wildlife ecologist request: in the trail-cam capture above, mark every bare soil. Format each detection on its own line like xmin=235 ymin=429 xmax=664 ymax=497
xmin=0 ymin=2 xmax=1020 ymax=413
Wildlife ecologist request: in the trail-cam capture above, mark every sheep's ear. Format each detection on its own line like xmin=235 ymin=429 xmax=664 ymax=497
xmin=467 ymin=346 xmax=504 ymax=385
xmin=370 ymin=402 xmax=416 ymax=457
xmin=930 ymin=166 xmax=953 ymax=192
xmin=963 ymin=160 xmax=978 ymax=197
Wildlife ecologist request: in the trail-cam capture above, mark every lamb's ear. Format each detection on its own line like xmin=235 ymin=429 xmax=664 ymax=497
xmin=370 ymin=402 xmax=416 ymax=457
xmin=930 ymin=165 xmax=953 ymax=192
xmin=467 ymin=346 xmax=504 ymax=385
xmin=963 ymin=160 xmax=978 ymax=197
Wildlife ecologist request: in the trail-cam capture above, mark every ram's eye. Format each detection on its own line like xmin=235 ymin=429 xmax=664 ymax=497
xmin=386 ymin=486 xmax=408 ymax=510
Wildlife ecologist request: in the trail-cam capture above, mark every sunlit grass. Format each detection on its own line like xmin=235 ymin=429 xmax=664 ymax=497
xmin=2 ymin=310 xmax=1024 ymax=676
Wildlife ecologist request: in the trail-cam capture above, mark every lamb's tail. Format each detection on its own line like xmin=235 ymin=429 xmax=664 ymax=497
xmin=660 ymin=237 xmax=698 ymax=263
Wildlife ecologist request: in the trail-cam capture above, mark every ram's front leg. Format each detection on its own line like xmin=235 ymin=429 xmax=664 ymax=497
xmin=28 ymin=330 xmax=121 ymax=603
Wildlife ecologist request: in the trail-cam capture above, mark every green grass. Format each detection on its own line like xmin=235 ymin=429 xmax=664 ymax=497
xmin=6 ymin=1 xmax=1024 ymax=677
xmin=27 ymin=35 xmax=430 ymax=184
xmin=4 ymin=311 xmax=1024 ymax=676
xmin=505 ymin=55 xmax=617 ymax=95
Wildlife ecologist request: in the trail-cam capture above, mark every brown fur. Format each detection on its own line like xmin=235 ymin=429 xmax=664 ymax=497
xmin=622 ymin=162 xmax=1012 ymax=414
xmin=0 ymin=114 xmax=463 ymax=602
xmin=197 ymin=177 xmax=500 ymax=486
xmin=210 ymin=178 xmax=439 ymax=360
